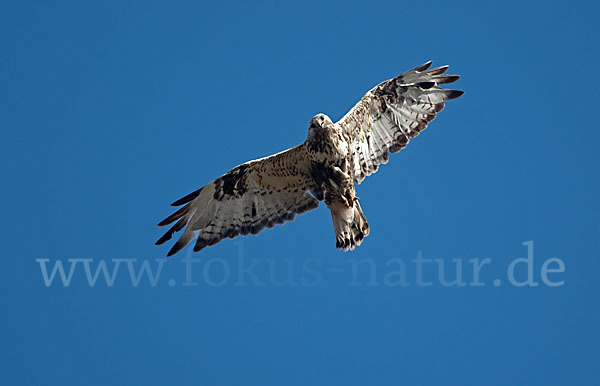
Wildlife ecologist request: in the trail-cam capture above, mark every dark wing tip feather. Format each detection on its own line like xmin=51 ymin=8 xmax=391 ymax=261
xmin=445 ymin=90 xmax=465 ymax=100
xmin=171 ymin=187 xmax=203 ymax=206
xmin=434 ymin=102 xmax=445 ymax=112
xmin=428 ymin=65 xmax=449 ymax=75
xmin=155 ymin=233 xmax=170 ymax=246
xmin=156 ymin=218 xmax=186 ymax=245
xmin=416 ymin=81 xmax=436 ymax=89
xmin=167 ymin=238 xmax=188 ymax=257
xmin=434 ymin=74 xmax=460 ymax=85
xmin=157 ymin=204 xmax=189 ymax=226
xmin=193 ymin=237 xmax=214 ymax=252
xmin=412 ymin=61 xmax=433 ymax=72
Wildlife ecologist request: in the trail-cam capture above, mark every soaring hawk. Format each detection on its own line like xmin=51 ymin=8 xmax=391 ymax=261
xmin=156 ymin=61 xmax=463 ymax=256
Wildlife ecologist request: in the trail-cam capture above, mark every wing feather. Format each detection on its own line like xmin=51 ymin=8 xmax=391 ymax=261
xmin=156 ymin=145 xmax=319 ymax=256
xmin=338 ymin=61 xmax=463 ymax=184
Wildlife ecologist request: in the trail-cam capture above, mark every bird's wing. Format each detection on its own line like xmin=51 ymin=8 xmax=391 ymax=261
xmin=156 ymin=145 xmax=320 ymax=256
xmin=337 ymin=61 xmax=463 ymax=184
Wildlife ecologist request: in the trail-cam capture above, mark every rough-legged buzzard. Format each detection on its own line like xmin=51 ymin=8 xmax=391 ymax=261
xmin=157 ymin=61 xmax=463 ymax=256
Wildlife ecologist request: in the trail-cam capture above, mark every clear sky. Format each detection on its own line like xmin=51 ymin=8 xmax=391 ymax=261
xmin=1 ymin=1 xmax=599 ymax=385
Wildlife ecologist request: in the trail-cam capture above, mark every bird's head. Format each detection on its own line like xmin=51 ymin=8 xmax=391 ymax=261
xmin=307 ymin=113 xmax=334 ymax=138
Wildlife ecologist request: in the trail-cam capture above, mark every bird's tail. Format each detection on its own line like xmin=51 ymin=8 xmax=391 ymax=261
xmin=331 ymin=200 xmax=370 ymax=251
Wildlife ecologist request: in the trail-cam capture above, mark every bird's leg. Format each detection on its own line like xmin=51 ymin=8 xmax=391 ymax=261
xmin=329 ymin=166 xmax=356 ymax=208
xmin=330 ymin=166 xmax=350 ymax=185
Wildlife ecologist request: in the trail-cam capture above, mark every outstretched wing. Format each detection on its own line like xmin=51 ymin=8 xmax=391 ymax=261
xmin=337 ymin=61 xmax=463 ymax=184
xmin=156 ymin=145 xmax=319 ymax=256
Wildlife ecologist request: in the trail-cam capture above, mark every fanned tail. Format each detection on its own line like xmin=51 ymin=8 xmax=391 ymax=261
xmin=331 ymin=200 xmax=370 ymax=251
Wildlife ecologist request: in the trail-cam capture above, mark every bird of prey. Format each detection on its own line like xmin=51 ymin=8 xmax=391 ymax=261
xmin=156 ymin=61 xmax=463 ymax=256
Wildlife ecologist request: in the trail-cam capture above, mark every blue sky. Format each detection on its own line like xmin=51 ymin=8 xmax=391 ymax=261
xmin=1 ymin=1 xmax=599 ymax=385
